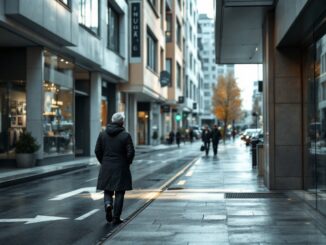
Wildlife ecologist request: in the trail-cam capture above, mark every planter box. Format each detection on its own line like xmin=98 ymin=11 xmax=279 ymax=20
xmin=16 ymin=153 xmax=36 ymax=168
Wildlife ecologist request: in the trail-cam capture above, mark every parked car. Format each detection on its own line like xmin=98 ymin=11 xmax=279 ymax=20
xmin=240 ymin=128 xmax=262 ymax=146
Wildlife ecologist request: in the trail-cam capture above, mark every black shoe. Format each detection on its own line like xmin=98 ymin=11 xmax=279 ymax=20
xmin=112 ymin=217 xmax=124 ymax=225
xmin=105 ymin=205 xmax=113 ymax=223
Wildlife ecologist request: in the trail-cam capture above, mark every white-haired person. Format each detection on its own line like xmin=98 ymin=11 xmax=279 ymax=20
xmin=95 ymin=112 xmax=135 ymax=225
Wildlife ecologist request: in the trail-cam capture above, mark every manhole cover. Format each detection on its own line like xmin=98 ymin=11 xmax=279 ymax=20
xmin=225 ymin=193 xmax=287 ymax=199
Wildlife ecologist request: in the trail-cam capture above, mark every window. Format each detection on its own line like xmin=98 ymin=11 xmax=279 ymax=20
xmin=107 ymin=4 xmax=119 ymax=53
xmin=204 ymin=92 xmax=210 ymax=97
xmin=147 ymin=30 xmax=157 ymax=72
xmin=178 ymin=0 xmax=181 ymax=8
xmin=189 ymin=53 xmax=193 ymax=70
xmin=166 ymin=59 xmax=172 ymax=87
xmin=177 ymin=62 xmax=181 ymax=88
xmin=204 ymin=83 xmax=210 ymax=89
xmin=176 ymin=19 xmax=182 ymax=48
xmin=166 ymin=14 xmax=172 ymax=42
xmin=79 ymin=0 xmax=99 ymax=35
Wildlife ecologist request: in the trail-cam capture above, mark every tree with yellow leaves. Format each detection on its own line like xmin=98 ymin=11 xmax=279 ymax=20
xmin=212 ymin=73 xmax=242 ymax=140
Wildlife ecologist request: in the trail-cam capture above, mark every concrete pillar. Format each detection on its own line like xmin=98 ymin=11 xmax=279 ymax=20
xmin=127 ymin=94 xmax=137 ymax=144
xmin=90 ymin=72 xmax=102 ymax=156
xmin=26 ymin=47 xmax=44 ymax=160
xmin=263 ymin=12 xmax=303 ymax=190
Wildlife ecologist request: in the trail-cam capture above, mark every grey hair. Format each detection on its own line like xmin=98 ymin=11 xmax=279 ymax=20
xmin=111 ymin=112 xmax=125 ymax=124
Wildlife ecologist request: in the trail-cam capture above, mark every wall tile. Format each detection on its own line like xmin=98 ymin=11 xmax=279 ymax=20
xmin=275 ymin=104 xmax=302 ymax=145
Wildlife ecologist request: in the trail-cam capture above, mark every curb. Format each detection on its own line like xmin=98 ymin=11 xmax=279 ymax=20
xmin=0 ymin=164 xmax=90 ymax=188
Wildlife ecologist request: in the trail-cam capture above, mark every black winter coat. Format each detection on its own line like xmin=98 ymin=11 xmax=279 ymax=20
xmin=202 ymin=129 xmax=212 ymax=143
xmin=211 ymin=129 xmax=222 ymax=144
xmin=95 ymin=123 xmax=135 ymax=191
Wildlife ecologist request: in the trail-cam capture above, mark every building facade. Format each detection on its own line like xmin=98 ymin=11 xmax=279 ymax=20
xmin=183 ymin=0 xmax=200 ymax=128
xmin=215 ymin=0 xmax=326 ymax=216
xmin=0 ymin=0 xmax=129 ymax=164
xmin=165 ymin=0 xmax=185 ymax=132
xmin=198 ymin=13 xmax=234 ymax=127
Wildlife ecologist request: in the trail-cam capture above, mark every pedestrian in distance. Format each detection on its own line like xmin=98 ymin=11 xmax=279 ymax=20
xmin=188 ymin=128 xmax=194 ymax=143
xmin=212 ymin=125 xmax=222 ymax=156
xmin=176 ymin=130 xmax=181 ymax=148
xmin=95 ymin=112 xmax=135 ymax=225
xmin=202 ymin=125 xmax=212 ymax=157
xmin=169 ymin=130 xmax=175 ymax=144
xmin=231 ymin=128 xmax=237 ymax=142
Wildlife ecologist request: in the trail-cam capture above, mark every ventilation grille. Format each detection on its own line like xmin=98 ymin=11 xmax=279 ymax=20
xmin=225 ymin=192 xmax=287 ymax=199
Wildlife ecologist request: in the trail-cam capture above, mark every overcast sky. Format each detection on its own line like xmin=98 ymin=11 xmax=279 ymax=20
xmin=198 ymin=0 xmax=262 ymax=110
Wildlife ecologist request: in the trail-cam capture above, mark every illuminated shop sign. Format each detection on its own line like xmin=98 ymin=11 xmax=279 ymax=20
xmin=131 ymin=2 xmax=141 ymax=58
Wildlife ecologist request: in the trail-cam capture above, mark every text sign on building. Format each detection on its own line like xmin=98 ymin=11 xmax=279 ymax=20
xmin=131 ymin=2 xmax=141 ymax=58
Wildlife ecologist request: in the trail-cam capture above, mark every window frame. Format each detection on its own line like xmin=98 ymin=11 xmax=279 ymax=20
xmin=78 ymin=0 xmax=100 ymax=37
xmin=107 ymin=3 xmax=120 ymax=54
xmin=147 ymin=28 xmax=158 ymax=73
xmin=56 ymin=0 xmax=71 ymax=10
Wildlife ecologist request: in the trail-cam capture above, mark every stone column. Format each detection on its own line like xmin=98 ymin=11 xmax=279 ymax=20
xmin=127 ymin=94 xmax=137 ymax=144
xmin=26 ymin=47 xmax=44 ymax=160
xmin=263 ymin=12 xmax=303 ymax=190
xmin=90 ymin=72 xmax=102 ymax=156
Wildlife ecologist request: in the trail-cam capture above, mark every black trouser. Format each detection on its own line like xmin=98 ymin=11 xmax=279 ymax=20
xmin=104 ymin=190 xmax=125 ymax=218
xmin=204 ymin=142 xmax=210 ymax=156
xmin=212 ymin=142 xmax=219 ymax=155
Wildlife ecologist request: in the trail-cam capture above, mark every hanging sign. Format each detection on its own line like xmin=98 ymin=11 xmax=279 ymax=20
xmin=131 ymin=2 xmax=141 ymax=58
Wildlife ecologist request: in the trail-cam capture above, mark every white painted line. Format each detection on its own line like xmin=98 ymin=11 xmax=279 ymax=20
xmin=75 ymin=209 xmax=100 ymax=221
xmin=0 ymin=215 xmax=68 ymax=224
xmin=85 ymin=177 xmax=97 ymax=182
xmin=50 ymin=187 xmax=96 ymax=201
xmin=185 ymin=170 xmax=193 ymax=177
xmin=177 ymin=180 xmax=186 ymax=185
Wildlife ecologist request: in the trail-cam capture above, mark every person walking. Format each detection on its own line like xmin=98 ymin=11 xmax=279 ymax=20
xmin=188 ymin=128 xmax=194 ymax=143
xmin=176 ymin=130 xmax=181 ymax=148
xmin=202 ymin=125 xmax=212 ymax=157
xmin=212 ymin=125 xmax=222 ymax=156
xmin=169 ymin=130 xmax=175 ymax=144
xmin=95 ymin=112 xmax=135 ymax=225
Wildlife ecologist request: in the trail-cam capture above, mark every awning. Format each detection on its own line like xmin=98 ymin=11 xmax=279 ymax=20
xmin=215 ymin=0 xmax=274 ymax=64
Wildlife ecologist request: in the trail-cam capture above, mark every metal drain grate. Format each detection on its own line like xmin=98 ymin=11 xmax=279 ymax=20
xmin=167 ymin=187 xmax=184 ymax=190
xmin=225 ymin=193 xmax=287 ymax=199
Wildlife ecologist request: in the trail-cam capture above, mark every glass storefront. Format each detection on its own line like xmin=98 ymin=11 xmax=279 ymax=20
xmin=303 ymin=30 xmax=326 ymax=215
xmin=0 ymin=80 xmax=26 ymax=159
xmin=43 ymin=51 xmax=74 ymax=157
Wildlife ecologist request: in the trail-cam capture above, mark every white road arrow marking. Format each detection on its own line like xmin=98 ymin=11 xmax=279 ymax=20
xmin=75 ymin=209 xmax=100 ymax=221
xmin=0 ymin=215 xmax=68 ymax=224
xmin=50 ymin=187 xmax=96 ymax=201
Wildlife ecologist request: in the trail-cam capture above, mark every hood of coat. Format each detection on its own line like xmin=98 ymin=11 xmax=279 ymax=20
xmin=106 ymin=123 xmax=125 ymax=137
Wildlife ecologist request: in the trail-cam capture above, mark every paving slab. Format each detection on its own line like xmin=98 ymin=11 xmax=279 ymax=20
xmin=104 ymin=140 xmax=326 ymax=244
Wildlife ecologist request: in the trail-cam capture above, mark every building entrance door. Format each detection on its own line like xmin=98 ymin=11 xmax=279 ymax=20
xmin=75 ymin=92 xmax=90 ymax=156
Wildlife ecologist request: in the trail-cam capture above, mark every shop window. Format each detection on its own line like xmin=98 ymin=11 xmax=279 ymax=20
xmin=107 ymin=4 xmax=120 ymax=53
xmin=43 ymin=51 xmax=74 ymax=157
xmin=43 ymin=82 xmax=73 ymax=156
xmin=0 ymin=80 xmax=26 ymax=159
xmin=79 ymin=0 xmax=99 ymax=35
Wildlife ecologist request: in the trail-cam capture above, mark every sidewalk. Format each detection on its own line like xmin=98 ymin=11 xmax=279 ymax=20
xmin=105 ymin=141 xmax=326 ymax=244
xmin=0 ymin=143 xmax=177 ymax=188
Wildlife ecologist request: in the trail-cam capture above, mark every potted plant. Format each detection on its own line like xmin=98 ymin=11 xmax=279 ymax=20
xmin=15 ymin=132 xmax=40 ymax=168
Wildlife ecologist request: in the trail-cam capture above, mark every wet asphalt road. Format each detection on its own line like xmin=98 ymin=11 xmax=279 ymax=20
xmin=0 ymin=143 xmax=201 ymax=245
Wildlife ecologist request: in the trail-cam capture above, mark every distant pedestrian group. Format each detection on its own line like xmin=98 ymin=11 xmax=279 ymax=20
xmin=202 ymin=124 xmax=221 ymax=157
